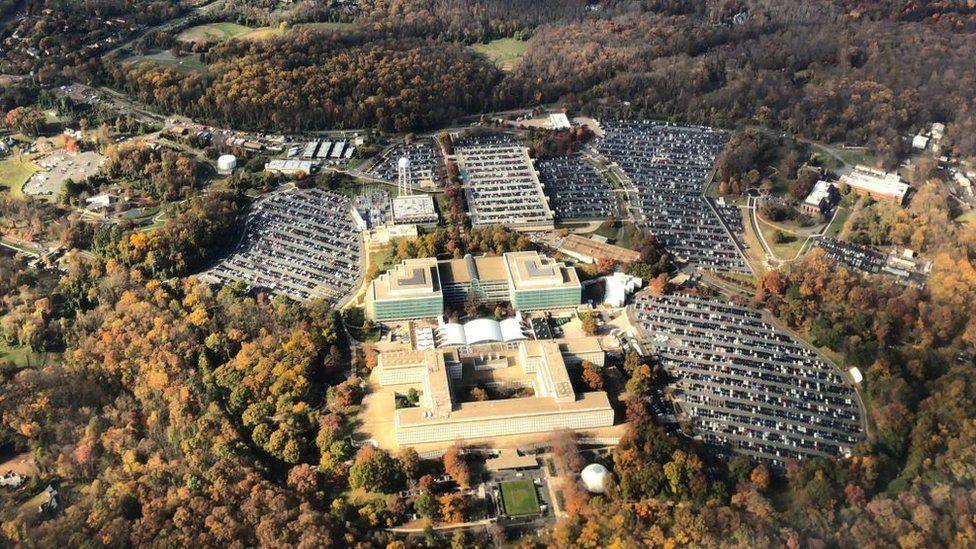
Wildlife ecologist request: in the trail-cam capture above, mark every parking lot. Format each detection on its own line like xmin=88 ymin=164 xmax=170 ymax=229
xmin=633 ymin=294 xmax=864 ymax=467
xmin=595 ymin=122 xmax=749 ymax=273
xmin=537 ymin=157 xmax=616 ymax=220
xmin=22 ymin=150 xmax=105 ymax=197
xmin=455 ymin=135 xmax=555 ymax=230
xmin=811 ymin=236 xmax=886 ymax=273
xmin=368 ymin=143 xmax=443 ymax=187
xmin=202 ymin=187 xmax=363 ymax=304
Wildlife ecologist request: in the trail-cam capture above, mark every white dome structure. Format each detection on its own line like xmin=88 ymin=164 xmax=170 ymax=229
xmin=397 ymin=156 xmax=411 ymax=169
xmin=580 ymin=463 xmax=610 ymax=494
xmin=217 ymin=154 xmax=237 ymax=173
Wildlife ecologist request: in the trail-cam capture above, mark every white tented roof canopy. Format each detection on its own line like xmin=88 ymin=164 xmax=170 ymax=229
xmin=438 ymin=322 xmax=467 ymax=347
xmin=436 ymin=317 xmax=526 ymax=347
xmin=500 ymin=318 xmax=528 ymax=342
xmin=464 ymin=318 xmax=505 ymax=345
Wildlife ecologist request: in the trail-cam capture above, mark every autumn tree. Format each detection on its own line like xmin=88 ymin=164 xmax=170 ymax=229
xmin=442 ymin=446 xmax=471 ymax=489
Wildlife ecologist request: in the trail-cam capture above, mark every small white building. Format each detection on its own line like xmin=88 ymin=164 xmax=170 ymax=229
xmin=911 ymin=134 xmax=930 ymax=151
xmin=548 ymin=113 xmax=571 ymax=131
xmin=85 ymin=194 xmax=117 ymax=212
xmin=602 ymin=272 xmax=642 ymax=307
xmin=264 ymin=159 xmax=313 ymax=176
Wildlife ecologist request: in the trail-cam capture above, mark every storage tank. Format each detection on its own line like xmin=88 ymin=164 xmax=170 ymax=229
xmin=217 ymin=154 xmax=238 ymax=174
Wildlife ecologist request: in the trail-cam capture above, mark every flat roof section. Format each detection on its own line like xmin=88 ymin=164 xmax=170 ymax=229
xmin=391 ymin=194 xmax=437 ymax=222
xmin=438 ymin=255 xmax=508 ymax=285
xmin=843 ymin=166 xmax=909 ymax=202
xmin=373 ymin=258 xmax=441 ymax=300
xmin=505 ymin=251 xmax=579 ymax=290
xmin=559 ymin=234 xmax=641 ymax=264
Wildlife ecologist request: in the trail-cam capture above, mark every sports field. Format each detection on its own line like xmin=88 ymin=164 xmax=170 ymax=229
xmin=0 ymin=158 xmax=39 ymax=197
xmin=499 ymin=479 xmax=540 ymax=516
xmin=470 ymin=38 xmax=528 ymax=72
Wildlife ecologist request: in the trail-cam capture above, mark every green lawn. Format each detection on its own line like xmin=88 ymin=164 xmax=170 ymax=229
xmin=0 ymin=158 xmax=39 ymax=197
xmin=955 ymin=210 xmax=976 ymax=226
xmin=811 ymin=144 xmax=875 ymax=171
xmin=148 ymin=56 xmax=207 ymax=74
xmin=825 ymin=205 xmax=852 ymax=238
xmin=757 ymin=218 xmax=807 ymax=260
xmin=0 ymin=340 xmax=59 ymax=369
xmin=499 ymin=479 xmax=540 ymax=517
xmin=178 ymin=22 xmax=254 ymax=42
xmin=470 ymin=38 xmax=528 ymax=72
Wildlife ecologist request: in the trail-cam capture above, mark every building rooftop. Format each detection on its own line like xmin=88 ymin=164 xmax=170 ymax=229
xmin=438 ymin=255 xmax=507 ymax=285
xmin=372 ymin=257 xmax=441 ymax=300
xmin=802 ymin=180 xmax=836 ymax=207
xmin=391 ymin=194 xmax=437 ymax=223
xmin=505 ymin=251 xmax=579 ymax=290
xmin=559 ymin=234 xmax=641 ymax=264
xmin=549 ymin=112 xmax=571 ymax=130
xmin=843 ymin=166 xmax=909 ymax=202
xmin=397 ymin=390 xmax=611 ymax=427
xmin=381 ymin=339 xmax=606 ymax=424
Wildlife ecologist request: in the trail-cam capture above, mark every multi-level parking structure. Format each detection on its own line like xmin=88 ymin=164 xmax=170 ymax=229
xmin=632 ymin=294 xmax=864 ymax=467
xmin=595 ymin=121 xmax=749 ymax=273
xmin=368 ymin=143 xmax=444 ymax=187
xmin=455 ymin=136 xmax=555 ymax=231
xmin=537 ymin=157 xmax=617 ymax=220
xmin=202 ymin=188 xmax=363 ymax=304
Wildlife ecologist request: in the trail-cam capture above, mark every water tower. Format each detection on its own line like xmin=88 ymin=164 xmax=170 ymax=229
xmin=397 ymin=156 xmax=412 ymax=196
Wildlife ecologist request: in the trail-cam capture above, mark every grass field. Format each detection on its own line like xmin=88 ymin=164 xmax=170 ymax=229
xmin=757 ymin=217 xmax=807 ymax=260
xmin=0 ymin=341 xmax=58 ymax=369
xmin=180 ymin=21 xmax=358 ymax=43
xmin=499 ymin=480 xmax=540 ymax=517
xmin=0 ymin=158 xmax=39 ymax=197
xmin=470 ymin=38 xmax=528 ymax=72
xmin=825 ymin=205 xmax=853 ymax=238
xmin=955 ymin=210 xmax=976 ymax=226
xmin=811 ymin=143 xmax=875 ymax=171
xmin=178 ymin=22 xmax=253 ymax=42
xmin=130 ymin=51 xmax=207 ymax=74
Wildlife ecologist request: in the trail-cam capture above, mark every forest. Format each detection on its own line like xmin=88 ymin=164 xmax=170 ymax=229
xmin=110 ymin=30 xmax=500 ymax=132
xmin=2 ymin=1 xmax=976 ymax=547
xmin=87 ymin=0 xmax=976 ymax=156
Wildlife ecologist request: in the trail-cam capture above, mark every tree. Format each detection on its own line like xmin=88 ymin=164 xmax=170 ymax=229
xmin=442 ymin=446 xmax=471 ymax=489
xmin=415 ymin=492 xmax=438 ymax=519
xmin=750 ymin=464 xmax=771 ymax=492
xmin=438 ymin=493 xmax=468 ymax=523
xmin=648 ymin=273 xmax=670 ymax=296
xmin=581 ymin=360 xmax=605 ymax=391
xmin=397 ymin=448 xmax=421 ymax=482
xmin=4 ymin=107 xmax=45 ymax=136
xmin=349 ymin=446 xmax=405 ymax=494
xmin=580 ymin=312 xmax=598 ymax=336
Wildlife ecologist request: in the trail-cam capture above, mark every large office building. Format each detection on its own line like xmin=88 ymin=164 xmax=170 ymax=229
xmin=367 ymin=251 xmax=582 ymax=322
xmin=376 ymin=339 xmax=614 ymax=445
xmin=842 ymin=166 xmax=910 ymax=206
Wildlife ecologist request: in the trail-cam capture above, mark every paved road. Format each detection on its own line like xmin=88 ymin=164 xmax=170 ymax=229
xmin=102 ymin=0 xmax=226 ymax=60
